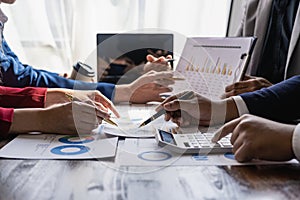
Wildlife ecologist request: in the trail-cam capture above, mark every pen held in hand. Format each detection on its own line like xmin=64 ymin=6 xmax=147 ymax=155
xmin=65 ymin=93 xmax=118 ymax=127
xmin=138 ymin=91 xmax=194 ymax=128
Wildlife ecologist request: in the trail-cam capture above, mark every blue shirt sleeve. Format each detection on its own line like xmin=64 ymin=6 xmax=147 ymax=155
xmin=240 ymin=75 xmax=300 ymax=123
xmin=0 ymin=39 xmax=115 ymax=100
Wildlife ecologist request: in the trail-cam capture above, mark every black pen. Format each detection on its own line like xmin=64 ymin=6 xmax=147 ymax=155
xmin=138 ymin=91 xmax=194 ymax=128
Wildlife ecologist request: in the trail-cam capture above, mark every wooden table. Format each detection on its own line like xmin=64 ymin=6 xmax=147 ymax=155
xmin=0 ymin=155 xmax=300 ymax=200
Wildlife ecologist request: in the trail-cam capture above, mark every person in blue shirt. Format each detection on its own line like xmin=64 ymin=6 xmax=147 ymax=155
xmin=0 ymin=0 xmax=173 ymax=105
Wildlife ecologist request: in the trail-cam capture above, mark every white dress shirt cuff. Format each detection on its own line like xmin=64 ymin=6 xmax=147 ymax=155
xmin=231 ymin=96 xmax=249 ymax=116
xmin=292 ymin=124 xmax=300 ymax=161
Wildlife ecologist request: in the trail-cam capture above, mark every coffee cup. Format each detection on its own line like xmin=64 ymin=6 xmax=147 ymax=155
xmin=70 ymin=61 xmax=95 ymax=82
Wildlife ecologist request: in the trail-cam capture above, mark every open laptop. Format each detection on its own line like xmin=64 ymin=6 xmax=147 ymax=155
xmin=96 ymin=33 xmax=173 ymax=84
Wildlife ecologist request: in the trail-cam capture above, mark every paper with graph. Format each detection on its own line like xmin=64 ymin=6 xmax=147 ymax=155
xmin=0 ymin=134 xmax=118 ymax=159
xmin=175 ymin=37 xmax=256 ymax=100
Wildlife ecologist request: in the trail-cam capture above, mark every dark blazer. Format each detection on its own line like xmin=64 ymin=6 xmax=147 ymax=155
xmin=236 ymin=0 xmax=300 ymax=79
xmin=240 ymin=75 xmax=300 ymax=123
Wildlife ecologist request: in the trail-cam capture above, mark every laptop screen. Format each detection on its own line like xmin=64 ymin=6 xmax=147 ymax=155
xmin=96 ymin=33 xmax=173 ymax=83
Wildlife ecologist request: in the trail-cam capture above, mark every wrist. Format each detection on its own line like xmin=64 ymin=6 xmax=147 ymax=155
xmin=9 ymin=108 xmax=44 ymax=133
xmin=45 ymin=88 xmax=72 ymax=107
xmin=225 ymin=98 xmax=239 ymax=121
xmin=113 ymin=84 xmax=132 ymax=103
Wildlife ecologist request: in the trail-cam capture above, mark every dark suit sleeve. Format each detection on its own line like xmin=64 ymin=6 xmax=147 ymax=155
xmin=0 ymin=39 xmax=115 ymax=100
xmin=240 ymin=75 xmax=300 ymax=122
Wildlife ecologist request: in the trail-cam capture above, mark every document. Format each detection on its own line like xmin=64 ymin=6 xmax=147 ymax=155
xmin=116 ymin=138 xmax=298 ymax=166
xmin=102 ymin=104 xmax=176 ymax=138
xmin=0 ymin=133 xmax=118 ymax=159
xmin=174 ymin=37 xmax=256 ymax=99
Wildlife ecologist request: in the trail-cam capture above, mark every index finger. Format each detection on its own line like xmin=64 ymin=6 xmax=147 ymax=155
xmin=211 ymin=117 xmax=242 ymax=143
xmin=155 ymin=91 xmax=188 ymax=111
xmin=95 ymin=94 xmax=120 ymax=118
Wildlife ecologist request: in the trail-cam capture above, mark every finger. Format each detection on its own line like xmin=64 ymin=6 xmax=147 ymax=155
xmin=211 ymin=117 xmax=242 ymax=142
xmin=225 ymin=81 xmax=249 ymax=92
xmin=95 ymin=108 xmax=110 ymax=119
xmin=94 ymin=93 xmax=120 ymax=118
xmin=153 ymin=71 xmax=174 ymax=80
xmin=155 ymin=79 xmax=174 ymax=86
xmin=146 ymin=54 xmax=157 ymax=62
xmin=163 ymin=99 xmax=194 ymax=112
xmin=243 ymin=75 xmax=253 ymax=80
xmin=231 ymin=134 xmax=243 ymax=153
xmin=166 ymin=55 xmax=173 ymax=59
xmin=155 ymin=91 xmax=191 ymax=111
xmin=164 ymin=112 xmax=172 ymax=121
xmin=93 ymin=101 xmax=107 ymax=111
xmin=234 ymin=143 xmax=253 ymax=162
xmin=224 ymin=86 xmax=258 ymax=98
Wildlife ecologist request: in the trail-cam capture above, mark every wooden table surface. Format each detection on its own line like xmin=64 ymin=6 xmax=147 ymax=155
xmin=0 ymin=158 xmax=300 ymax=200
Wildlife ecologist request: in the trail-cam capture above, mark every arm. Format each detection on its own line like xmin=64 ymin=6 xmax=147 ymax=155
xmin=1 ymin=39 xmax=115 ymax=99
xmin=9 ymin=102 xmax=108 ymax=135
xmin=240 ymin=75 xmax=300 ymax=122
xmin=0 ymin=86 xmax=46 ymax=108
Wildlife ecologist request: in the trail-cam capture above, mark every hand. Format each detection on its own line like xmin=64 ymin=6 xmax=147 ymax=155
xmin=212 ymin=114 xmax=295 ymax=162
xmin=157 ymin=91 xmax=239 ymax=127
xmin=143 ymin=54 xmax=172 ymax=73
xmin=45 ymin=88 xmax=120 ymax=118
xmin=113 ymin=71 xmax=174 ymax=103
xmin=222 ymin=75 xmax=273 ymax=98
xmin=10 ymin=101 xmax=109 ymax=135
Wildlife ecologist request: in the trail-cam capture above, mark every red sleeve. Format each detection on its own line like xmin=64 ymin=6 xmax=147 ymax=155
xmin=0 ymin=86 xmax=47 ymax=108
xmin=0 ymin=107 xmax=13 ymax=136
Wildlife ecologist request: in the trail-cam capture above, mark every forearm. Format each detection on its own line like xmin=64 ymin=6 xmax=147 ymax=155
xmin=240 ymin=75 xmax=300 ymax=122
xmin=0 ymin=86 xmax=46 ymax=108
xmin=9 ymin=108 xmax=44 ymax=133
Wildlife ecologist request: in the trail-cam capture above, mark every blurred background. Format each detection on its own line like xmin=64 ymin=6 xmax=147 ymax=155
xmin=2 ymin=0 xmax=243 ymax=75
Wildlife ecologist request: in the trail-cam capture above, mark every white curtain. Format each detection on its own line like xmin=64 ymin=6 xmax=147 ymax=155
xmin=2 ymin=0 xmax=231 ymax=73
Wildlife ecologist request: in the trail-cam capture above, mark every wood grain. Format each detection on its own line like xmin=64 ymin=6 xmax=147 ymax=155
xmin=0 ymin=159 xmax=300 ymax=200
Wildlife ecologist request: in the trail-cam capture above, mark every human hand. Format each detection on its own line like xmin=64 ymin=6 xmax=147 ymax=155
xmin=212 ymin=114 xmax=295 ymax=162
xmin=10 ymin=101 xmax=109 ymax=135
xmin=222 ymin=75 xmax=273 ymax=98
xmin=143 ymin=54 xmax=172 ymax=73
xmin=156 ymin=91 xmax=212 ymax=127
xmin=157 ymin=91 xmax=239 ymax=127
xmin=113 ymin=71 xmax=174 ymax=103
xmin=45 ymin=88 xmax=120 ymax=118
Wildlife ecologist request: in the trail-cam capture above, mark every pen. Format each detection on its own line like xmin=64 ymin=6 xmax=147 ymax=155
xmin=65 ymin=93 xmax=118 ymax=127
xmin=138 ymin=91 xmax=194 ymax=128
xmin=165 ymin=77 xmax=185 ymax=81
xmin=166 ymin=59 xmax=175 ymax=63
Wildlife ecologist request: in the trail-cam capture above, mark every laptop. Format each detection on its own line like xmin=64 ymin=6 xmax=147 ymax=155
xmin=96 ymin=33 xmax=173 ymax=84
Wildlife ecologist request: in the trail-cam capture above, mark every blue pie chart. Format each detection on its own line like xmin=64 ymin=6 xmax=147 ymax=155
xmin=58 ymin=135 xmax=94 ymax=144
xmin=138 ymin=151 xmax=172 ymax=162
xmin=51 ymin=145 xmax=90 ymax=155
xmin=224 ymin=152 xmax=235 ymax=160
